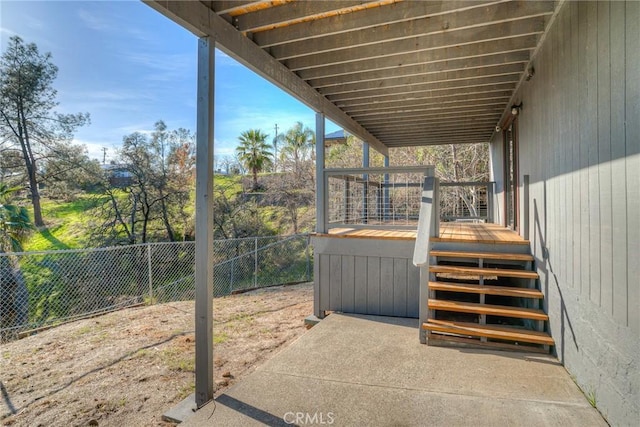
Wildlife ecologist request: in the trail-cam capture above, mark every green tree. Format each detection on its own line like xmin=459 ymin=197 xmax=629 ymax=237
xmin=236 ymin=129 xmax=272 ymax=191
xmin=0 ymin=36 xmax=89 ymax=226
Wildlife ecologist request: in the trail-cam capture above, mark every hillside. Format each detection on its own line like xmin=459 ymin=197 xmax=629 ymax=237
xmin=22 ymin=173 xmax=314 ymax=252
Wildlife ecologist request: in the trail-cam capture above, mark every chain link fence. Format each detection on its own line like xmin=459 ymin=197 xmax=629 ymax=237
xmin=0 ymin=234 xmax=311 ymax=342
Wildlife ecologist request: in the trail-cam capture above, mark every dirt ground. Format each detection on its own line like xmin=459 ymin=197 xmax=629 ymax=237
xmin=0 ymin=283 xmax=313 ymax=426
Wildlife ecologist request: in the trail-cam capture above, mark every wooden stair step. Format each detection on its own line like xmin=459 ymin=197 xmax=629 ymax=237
xmin=429 ymin=265 xmax=539 ymax=280
xmin=430 ymin=250 xmax=533 ymax=262
xmin=428 ymin=299 xmax=549 ymax=321
xmin=427 ymin=332 xmax=551 ymax=354
xmin=423 ymin=319 xmax=554 ymax=346
xmin=429 ymin=281 xmax=543 ymax=298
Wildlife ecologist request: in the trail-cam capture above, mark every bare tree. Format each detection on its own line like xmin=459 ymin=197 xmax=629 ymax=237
xmin=95 ymin=121 xmax=195 ymax=244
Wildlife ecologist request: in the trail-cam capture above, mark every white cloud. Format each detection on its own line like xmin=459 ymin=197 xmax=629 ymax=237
xmin=114 ymin=123 xmax=155 ymax=136
xmin=0 ymin=27 xmax=17 ymax=37
xmin=77 ymin=8 xmax=114 ymax=32
xmin=24 ymin=15 xmax=45 ymax=31
xmin=120 ymin=51 xmax=192 ymax=82
xmin=215 ymin=49 xmax=243 ymax=68
xmin=214 ymin=145 xmax=236 ymax=156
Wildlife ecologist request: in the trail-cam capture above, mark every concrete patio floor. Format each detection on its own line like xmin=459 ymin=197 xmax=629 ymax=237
xmin=184 ymin=314 xmax=606 ymax=426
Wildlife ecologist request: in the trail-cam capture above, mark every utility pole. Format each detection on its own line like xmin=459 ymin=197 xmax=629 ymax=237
xmin=102 ymin=147 xmax=108 ymax=164
xmin=274 ymin=123 xmax=279 ymax=172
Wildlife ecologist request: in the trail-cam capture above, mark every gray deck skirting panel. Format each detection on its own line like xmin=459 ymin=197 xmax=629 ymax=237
xmin=312 ymin=236 xmax=419 ymax=318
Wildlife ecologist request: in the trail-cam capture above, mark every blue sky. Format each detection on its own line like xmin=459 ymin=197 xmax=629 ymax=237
xmin=0 ymin=0 xmax=338 ymax=162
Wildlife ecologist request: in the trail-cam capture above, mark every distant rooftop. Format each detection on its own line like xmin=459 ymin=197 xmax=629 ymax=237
xmin=325 ymin=129 xmax=349 ymax=146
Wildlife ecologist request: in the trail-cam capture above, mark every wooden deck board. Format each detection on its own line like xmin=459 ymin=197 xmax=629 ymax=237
xmin=424 ymin=320 xmax=554 ymax=346
xmin=429 ymin=265 xmax=539 ymax=280
xmin=428 ymin=299 xmax=549 ymax=321
xmin=318 ymin=223 xmax=527 ymax=245
xmin=430 ymin=250 xmax=534 ymax=261
xmin=428 ymin=281 xmax=543 ymax=298
xmin=426 ymin=333 xmax=551 ymax=353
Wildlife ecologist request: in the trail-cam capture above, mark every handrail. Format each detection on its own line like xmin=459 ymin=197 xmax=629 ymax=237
xmin=413 ymin=177 xmax=439 ymax=267
xmin=324 ymin=166 xmax=435 ymax=175
xmin=413 ymin=176 xmax=439 ymax=344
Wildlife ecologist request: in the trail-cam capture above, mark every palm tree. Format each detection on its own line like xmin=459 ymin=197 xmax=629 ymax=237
xmin=0 ymin=184 xmax=32 ymax=252
xmin=0 ymin=184 xmax=32 ymax=341
xmin=275 ymin=121 xmax=315 ymax=175
xmin=236 ymin=129 xmax=272 ymax=191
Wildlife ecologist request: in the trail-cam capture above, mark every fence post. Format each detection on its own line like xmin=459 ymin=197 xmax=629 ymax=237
xmin=147 ymin=243 xmax=153 ymax=303
xmin=231 ymin=258 xmax=235 ymax=292
xmin=487 ymin=182 xmax=495 ymax=224
xmin=254 ymin=237 xmax=258 ymax=289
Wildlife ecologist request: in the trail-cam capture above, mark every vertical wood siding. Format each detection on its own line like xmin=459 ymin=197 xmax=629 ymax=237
xmin=518 ymin=0 xmax=639 ymax=333
xmin=506 ymin=2 xmax=639 ymax=424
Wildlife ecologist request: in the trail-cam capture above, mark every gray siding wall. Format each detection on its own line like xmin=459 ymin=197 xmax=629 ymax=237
xmin=491 ymin=2 xmax=639 ymax=425
xmin=313 ymin=237 xmax=419 ymax=318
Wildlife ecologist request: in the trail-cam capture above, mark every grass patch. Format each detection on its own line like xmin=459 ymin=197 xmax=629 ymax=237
xmin=24 ymin=194 xmax=107 ymax=251
xmin=132 ymin=348 xmax=152 ymax=360
xmin=214 ymin=174 xmax=243 ymax=198
xmin=73 ymin=325 xmax=93 ymax=336
xmin=177 ymin=382 xmax=195 ymax=400
xmin=161 ymin=347 xmax=195 ymax=373
xmin=213 ymin=332 xmax=229 ymax=344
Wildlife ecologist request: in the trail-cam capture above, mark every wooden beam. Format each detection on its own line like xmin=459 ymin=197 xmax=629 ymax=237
xmin=316 ymin=63 xmax=525 ymax=96
xmin=254 ymin=0 xmax=499 ymax=47
xmin=357 ymin=108 xmax=504 ymax=124
xmin=285 ymin=26 xmax=541 ymax=72
xmin=347 ymin=98 xmax=508 ymax=118
xmin=344 ymin=95 xmax=511 ymax=115
xmin=326 ymin=75 xmax=519 ymax=103
xmin=273 ymin=2 xmax=552 ymax=62
xmin=304 ymin=50 xmax=530 ymax=88
xmin=234 ymin=0 xmax=388 ymax=33
xmin=335 ymin=85 xmax=516 ymax=108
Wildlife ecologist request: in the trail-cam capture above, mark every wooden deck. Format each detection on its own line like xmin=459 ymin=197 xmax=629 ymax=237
xmin=433 ymin=223 xmax=529 ymax=245
xmin=320 ymin=228 xmax=418 ymax=240
xmin=319 ymin=223 xmax=528 ymax=245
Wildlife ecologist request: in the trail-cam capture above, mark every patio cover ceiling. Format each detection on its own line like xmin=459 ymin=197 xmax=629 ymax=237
xmin=146 ymin=0 xmax=559 ymax=154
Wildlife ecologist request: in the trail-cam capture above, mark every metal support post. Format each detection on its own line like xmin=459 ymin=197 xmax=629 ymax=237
xmin=314 ymin=114 xmax=326 ymax=319
xmin=315 ymin=113 xmax=326 ymax=233
xmin=523 ymin=175 xmax=530 ymax=240
xmin=362 ymin=142 xmax=369 ymax=223
xmin=384 ymin=155 xmax=390 ymax=221
xmin=194 ymin=36 xmax=215 ymax=408
xmin=487 ymin=182 xmax=495 ymax=224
